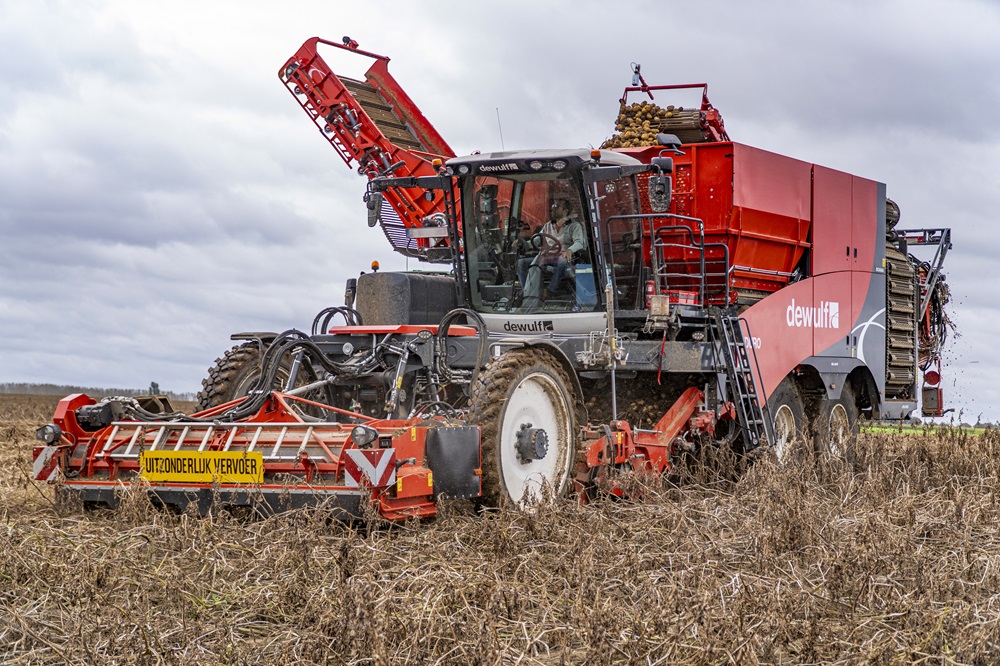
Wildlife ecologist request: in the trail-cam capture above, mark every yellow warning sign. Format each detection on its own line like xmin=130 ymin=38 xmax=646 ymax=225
xmin=139 ymin=451 xmax=264 ymax=484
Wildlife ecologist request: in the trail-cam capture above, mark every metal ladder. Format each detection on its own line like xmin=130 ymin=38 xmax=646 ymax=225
xmin=712 ymin=310 xmax=773 ymax=452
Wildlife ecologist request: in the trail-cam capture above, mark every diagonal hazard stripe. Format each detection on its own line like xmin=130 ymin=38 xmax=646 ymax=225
xmin=344 ymin=449 xmax=397 ymax=487
xmin=344 ymin=467 xmax=360 ymax=487
xmin=33 ymin=447 xmax=57 ymax=481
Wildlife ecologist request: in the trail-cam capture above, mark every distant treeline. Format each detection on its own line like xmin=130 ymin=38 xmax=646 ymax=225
xmin=0 ymin=382 xmax=196 ymax=402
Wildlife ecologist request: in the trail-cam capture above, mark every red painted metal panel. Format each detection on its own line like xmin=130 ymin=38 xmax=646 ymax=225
xmin=689 ymin=143 xmax=734 ymax=231
xmin=741 ymin=278 xmax=815 ymax=403
xmin=325 ymin=324 xmax=478 ymax=336
xmin=742 ymin=270 xmax=861 ymax=404
xmin=852 ymin=176 xmax=878 ymax=271
xmin=732 ymin=143 xmax=812 ymax=222
xmin=628 ymin=142 xmax=813 ymax=301
xmin=812 ymin=165 xmax=853 ymax=275
xmin=811 ymin=271 xmax=853 ymax=360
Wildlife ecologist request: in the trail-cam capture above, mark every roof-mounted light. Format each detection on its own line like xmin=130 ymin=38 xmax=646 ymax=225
xmin=528 ymin=160 xmax=544 ymax=170
xmin=552 ymin=160 xmax=567 ymax=170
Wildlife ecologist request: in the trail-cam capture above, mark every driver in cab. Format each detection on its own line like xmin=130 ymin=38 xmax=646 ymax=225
xmin=518 ymin=198 xmax=587 ymax=305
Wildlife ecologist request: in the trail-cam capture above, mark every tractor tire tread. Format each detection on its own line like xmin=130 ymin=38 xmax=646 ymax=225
xmin=196 ymin=342 xmax=263 ymax=411
xmin=467 ymin=348 xmax=584 ymax=507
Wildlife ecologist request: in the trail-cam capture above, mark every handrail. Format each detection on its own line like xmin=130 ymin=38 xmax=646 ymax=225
xmin=603 ymin=212 xmax=732 ymax=307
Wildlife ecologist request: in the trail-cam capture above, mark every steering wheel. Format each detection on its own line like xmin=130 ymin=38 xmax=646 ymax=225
xmin=530 ymin=232 xmax=564 ymax=261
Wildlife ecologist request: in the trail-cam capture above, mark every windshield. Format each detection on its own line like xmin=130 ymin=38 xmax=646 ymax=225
xmin=463 ymin=173 xmax=598 ymax=315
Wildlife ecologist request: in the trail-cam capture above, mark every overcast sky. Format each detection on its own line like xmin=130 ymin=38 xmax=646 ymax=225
xmin=1 ymin=0 xmax=997 ymax=420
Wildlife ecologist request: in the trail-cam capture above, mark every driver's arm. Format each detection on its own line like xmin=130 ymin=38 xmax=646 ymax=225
xmin=564 ymin=221 xmax=587 ymax=258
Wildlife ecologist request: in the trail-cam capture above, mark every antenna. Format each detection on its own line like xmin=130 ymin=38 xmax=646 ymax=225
xmin=495 ymin=107 xmax=506 ymax=151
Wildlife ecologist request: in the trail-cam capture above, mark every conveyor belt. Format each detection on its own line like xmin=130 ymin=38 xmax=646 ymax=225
xmin=885 ymin=245 xmax=918 ymax=397
xmin=341 ymin=77 xmax=425 ymax=151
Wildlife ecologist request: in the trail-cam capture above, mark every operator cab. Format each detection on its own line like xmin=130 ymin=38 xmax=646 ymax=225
xmin=449 ymin=149 xmax=648 ymax=333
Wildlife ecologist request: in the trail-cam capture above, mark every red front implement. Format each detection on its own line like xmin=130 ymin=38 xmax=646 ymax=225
xmin=33 ymin=392 xmax=480 ymax=521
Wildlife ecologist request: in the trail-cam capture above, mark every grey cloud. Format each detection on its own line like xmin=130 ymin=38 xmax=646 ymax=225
xmin=0 ymin=0 xmax=994 ymax=419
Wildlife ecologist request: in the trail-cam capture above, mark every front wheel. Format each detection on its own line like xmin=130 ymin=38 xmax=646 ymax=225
xmin=467 ymin=349 xmax=578 ymax=508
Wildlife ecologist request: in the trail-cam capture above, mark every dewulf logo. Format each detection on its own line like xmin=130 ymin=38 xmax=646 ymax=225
xmin=786 ymin=299 xmax=840 ymax=329
xmin=503 ymin=320 xmax=555 ymax=333
xmin=479 ymin=163 xmax=519 ymax=173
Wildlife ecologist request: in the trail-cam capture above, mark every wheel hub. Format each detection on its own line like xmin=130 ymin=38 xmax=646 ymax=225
xmin=515 ymin=423 xmax=549 ymax=463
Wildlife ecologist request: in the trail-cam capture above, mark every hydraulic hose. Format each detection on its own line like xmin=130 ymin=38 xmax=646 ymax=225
xmin=311 ymin=306 xmax=363 ymax=335
xmin=435 ymin=308 xmax=489 ymax=389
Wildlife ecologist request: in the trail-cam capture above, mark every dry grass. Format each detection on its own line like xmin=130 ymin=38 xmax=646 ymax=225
xmin=3 ymin=394 xmax=1000 ymax=664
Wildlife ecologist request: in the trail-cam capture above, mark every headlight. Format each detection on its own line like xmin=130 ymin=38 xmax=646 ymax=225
xmin=457 ymin=164 xmax=471 ymax=175
xmin=552 ymin=160 xmax=567 ymax=170
xmin=351 ymin=424 xmax=379 ymax=448
xmin=528 ymin=160 xmax=544 ymax=170
xmin=35 ymin=424 xmax=63 ymax=445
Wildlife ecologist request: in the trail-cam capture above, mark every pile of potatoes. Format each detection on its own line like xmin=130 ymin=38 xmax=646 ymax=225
xmin=601 ymin=101 xmax=689 ymax=149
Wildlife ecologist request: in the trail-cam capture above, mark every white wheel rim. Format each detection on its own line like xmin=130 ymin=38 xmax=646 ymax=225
xmin=772 ymin=404 xmax=795 ymax=462
xmin=826 ymin=403 xmax=849 ymax=457
xmin=499 ymin=371 xmax=572 ymax=506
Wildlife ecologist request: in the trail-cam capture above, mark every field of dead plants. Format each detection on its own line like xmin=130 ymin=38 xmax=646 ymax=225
xmin=3 ymin=393 xmax=1000 ymax=664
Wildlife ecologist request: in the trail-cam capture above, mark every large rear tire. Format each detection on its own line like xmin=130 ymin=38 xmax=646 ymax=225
xmin=768 ymin=378 xmax=807 ymax=464
xmin=468 ymin=349 xmax=578 ymax=508
xmin=197 ymin=342 xmax=303 ymax=411
xmin=814 ymin=384 xmax=860 ymax=461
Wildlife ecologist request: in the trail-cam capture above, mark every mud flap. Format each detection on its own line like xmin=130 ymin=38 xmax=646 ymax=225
xmin=424 ymin=427 xmax=481 ymax=499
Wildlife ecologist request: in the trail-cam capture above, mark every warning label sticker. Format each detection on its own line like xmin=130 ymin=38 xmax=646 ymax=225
xmin=139 ymin=451 xmax=264 ymax=484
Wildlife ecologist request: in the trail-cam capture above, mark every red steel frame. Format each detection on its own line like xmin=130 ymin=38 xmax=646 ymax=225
xmin=280 ymin=37 xmax=455 ymax=248
xmin=34 ymin=392 xmax=473 ymax=521
xmin=620 ymin=78 xmax=729 ymax=143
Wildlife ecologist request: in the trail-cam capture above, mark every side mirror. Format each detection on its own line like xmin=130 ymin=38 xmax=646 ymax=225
xmin=366 ymin=191 xmax=383 ymax=228
xmin=648 ymin=174 xmax=672 ymax=213
xmin=656 ymin=133 xmax=683 ymax=153
xmin=344 ymin=278 xmax=357 ymax=309
xmin=651 ymin=156 xmax=674 ymax=174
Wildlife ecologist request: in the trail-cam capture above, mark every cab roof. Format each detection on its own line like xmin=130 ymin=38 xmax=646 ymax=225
xmin=447 ymin=149 xmax=642 ymax=170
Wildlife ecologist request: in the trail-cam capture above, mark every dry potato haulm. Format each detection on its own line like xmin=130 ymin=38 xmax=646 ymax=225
xmin=5 ymin=395 xmax=1000 ymax=663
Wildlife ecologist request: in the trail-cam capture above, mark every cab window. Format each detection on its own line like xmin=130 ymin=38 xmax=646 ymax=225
xmin=464 ymin=174 xmax=598 ymax=314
